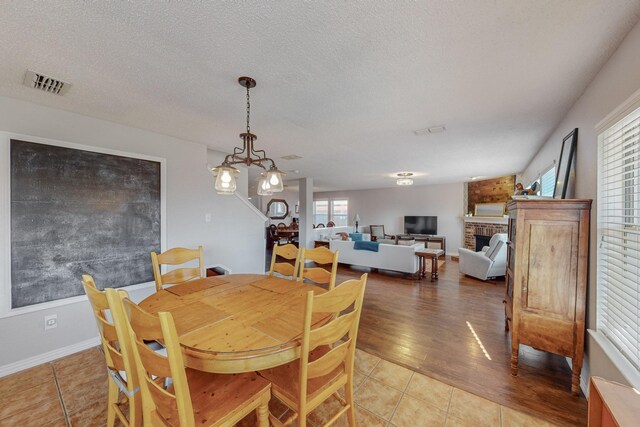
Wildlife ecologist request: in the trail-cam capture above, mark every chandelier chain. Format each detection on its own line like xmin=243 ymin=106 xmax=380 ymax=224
xmin=246 ymin=85 xmax=250 ymax=133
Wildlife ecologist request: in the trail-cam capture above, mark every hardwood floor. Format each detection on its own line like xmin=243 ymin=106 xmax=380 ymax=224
xmin=336 ymin=259 xmax=587 ymax=426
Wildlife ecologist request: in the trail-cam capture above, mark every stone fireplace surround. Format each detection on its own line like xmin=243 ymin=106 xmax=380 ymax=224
xmin=463 ymin=217 xmax=508 ymax=250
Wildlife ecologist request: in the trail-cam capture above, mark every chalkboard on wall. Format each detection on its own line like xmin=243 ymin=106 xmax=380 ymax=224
xmin=10 ymin=139 xmax=161 ymax=308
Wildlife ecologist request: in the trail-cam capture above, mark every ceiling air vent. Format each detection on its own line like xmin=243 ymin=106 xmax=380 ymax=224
xmin=23 ymin=70 xmax=70 ymax=95
xmin=281 ymin=154 xmax=302 ymax=160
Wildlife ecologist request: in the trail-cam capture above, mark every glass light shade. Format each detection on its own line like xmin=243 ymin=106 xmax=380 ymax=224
xmin=266 ymin=168 xmax=285 ymax=193
xmin=257 ymin=175 xmax=273 ymax=196
xmin=396 ymin=178 xmax=414 ymax=186
xmin=213 ymin=164 xmax=239 ymax=195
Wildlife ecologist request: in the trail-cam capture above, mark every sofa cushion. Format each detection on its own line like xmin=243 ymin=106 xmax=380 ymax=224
xmin=397 ymin=239 xmax=415 ymax=246
xmin=378 ymin=238 xmax=396 ymax=245
xmin=349 ymin=233 xmax=364 ymax=241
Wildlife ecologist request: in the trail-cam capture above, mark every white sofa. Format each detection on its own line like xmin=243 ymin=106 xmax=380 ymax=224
xmin=458 ymin=233 xmax=508 ymax=280
xmin=330 ymin=240 xmax=425 ymax=274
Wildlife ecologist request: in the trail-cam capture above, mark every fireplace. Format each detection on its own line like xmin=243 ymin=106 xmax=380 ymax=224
xmin=463 ymin=217 xmax=508 ymax=250
xmin=475 ymin=235 xmax=492 ymax=251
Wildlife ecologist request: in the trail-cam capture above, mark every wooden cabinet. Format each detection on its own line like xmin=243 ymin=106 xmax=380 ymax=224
xmin=504 ymin=199 xmax=591 ymax=395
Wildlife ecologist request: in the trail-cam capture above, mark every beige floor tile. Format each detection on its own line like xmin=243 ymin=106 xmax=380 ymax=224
xmin=405 ymin=372 xmax=453 ymax=410
xmin=501 ymin=406 xmax=558 ymax=427
xmin=0 ymin=378 xmax=61 ymax=420
xmin=447 ymin=389 xmax=500 ymax=427
xmin=0 ymin=381 xmax=65 ymax=426
xmin=277 ymin=409 xmax=316 ymax=427
xmin=68 ymin=399 xmax=110 ymax=427
xmin=355 ymin=377 xmax=403 ymax=421
xmin=355 ymin=348 xmax=381 ymax=375
xmin=58 ymin=373 xmax=109 ymax=415
xmin=391 ymin=394 xmax=447 ymax=427
xmin=308 ymin=395 xmax=348 ymax=426
xmin=52 ymin=347 xmax=103 ymax=377
xmin=370 ymin=359 xmax=414 ymax=391
xmin=0 ymin=363 xmax=54 ymax=400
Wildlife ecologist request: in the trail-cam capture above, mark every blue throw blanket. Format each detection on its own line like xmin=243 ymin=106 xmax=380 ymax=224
xmin=353 ymin=241 xmax=380 ymax=252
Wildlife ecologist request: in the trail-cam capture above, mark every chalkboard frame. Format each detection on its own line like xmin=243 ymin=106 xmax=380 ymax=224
xmin=0 ymin=132 xmax=167 ymax=317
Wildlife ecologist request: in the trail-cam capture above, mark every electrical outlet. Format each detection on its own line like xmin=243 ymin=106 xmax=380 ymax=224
xmin=44 ymin=314 xmax=57 ymax=330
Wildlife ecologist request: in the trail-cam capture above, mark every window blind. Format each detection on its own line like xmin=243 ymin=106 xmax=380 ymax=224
xmin=597 ymin=104 xmax=640 ymax=373
xmin=540 ymin=166 xmax=556 ymax=197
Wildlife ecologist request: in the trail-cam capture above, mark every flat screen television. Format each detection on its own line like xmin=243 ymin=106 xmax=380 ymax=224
xmin=404 ymin=216 xmax=437 ymax=235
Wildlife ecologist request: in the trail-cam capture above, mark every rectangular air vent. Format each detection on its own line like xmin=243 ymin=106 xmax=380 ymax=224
xmin=23 ymin=70 xmax=70 ymax=95
xmin=281 ymin=154 xmax=302 ymax=160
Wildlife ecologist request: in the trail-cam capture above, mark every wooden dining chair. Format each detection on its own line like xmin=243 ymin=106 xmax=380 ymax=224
xmin=298 ymin=246 xmax=339 ymax=290
xmin=258 ymin=274 xmax=368 ymax=427
xmin=150 ymin=246 xmax=205 ymax=292
xmin=326 ymin=221 xmax=335 ymax=227
xmin=82 ymin=275 xmax=142 ymax=427
xmin=117 ymin=294 xmax=271 ymax=427
xmin=269 ymin=243 xmax=301 ymax=280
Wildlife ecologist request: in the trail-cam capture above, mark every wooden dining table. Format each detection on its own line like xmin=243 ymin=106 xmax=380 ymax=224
xmin=139 ymin=274 xmax=329 ymax=374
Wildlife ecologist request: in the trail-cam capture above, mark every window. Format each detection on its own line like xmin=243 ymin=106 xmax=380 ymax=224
xmin=312 ymin=199 xmax=349 ymax=226
xmin=540 ymin=165 xmax=556 ymax=197
xmin=597 ymin=103 xmax=640 ymax=373
xmin=330 ymin=199 xmax=348 ymax=226
xmin=313 ymin=200 xmax=328 ymax=226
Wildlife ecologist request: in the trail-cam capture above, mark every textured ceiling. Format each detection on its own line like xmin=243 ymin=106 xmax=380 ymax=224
xmin=1 ymin=1 xmax=639 ymax=191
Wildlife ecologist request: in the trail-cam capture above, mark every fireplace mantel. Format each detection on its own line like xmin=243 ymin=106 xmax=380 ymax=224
xmin=462 ymin=216 xmax=508 ymax=225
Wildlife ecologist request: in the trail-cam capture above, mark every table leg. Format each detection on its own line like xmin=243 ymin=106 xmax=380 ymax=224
xmin=431 ymin=256 xmax=438 ymax=282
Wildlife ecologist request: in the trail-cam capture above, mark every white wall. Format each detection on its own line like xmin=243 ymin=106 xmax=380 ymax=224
xmin=315 ymin=182 xmax=464 ymax=255
xmin=0 ymin=96 xmax=265 ymax=372
xmin=522 ymin=21 xmax=640 ymax=387
xmin=261 ymin=188 xmax=299 ymax=226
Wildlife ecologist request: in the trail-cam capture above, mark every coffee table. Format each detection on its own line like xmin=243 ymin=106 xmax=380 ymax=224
xmin=416 ymin=248 xmax=445 ymax=281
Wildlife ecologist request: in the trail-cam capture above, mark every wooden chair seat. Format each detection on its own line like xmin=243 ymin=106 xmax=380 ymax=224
xmin=160 ymin=369 xmax=271 ymax=427
xmin=259 ymin=346 xmax=344 ymax=407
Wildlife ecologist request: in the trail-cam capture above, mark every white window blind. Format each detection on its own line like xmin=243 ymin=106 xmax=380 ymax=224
xmin=313 ymin=200 xmax=329 ymax=226
xmin=597 ymin=104 xmax=640 ymax=373
xmin=540 ymin=165 xmax=556 ymax=197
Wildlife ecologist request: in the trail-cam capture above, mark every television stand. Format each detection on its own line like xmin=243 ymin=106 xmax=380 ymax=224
xmin=399 ymin=235 xmax=446 ymax=256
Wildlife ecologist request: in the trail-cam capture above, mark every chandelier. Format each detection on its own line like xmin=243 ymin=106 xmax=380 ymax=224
xmin=396 ymin=172 xmax=414 ymax=186
xmin=211 ymin=77 xmax=285 ymax=195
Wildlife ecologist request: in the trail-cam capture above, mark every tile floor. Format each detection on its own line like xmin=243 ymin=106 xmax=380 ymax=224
xmin=0 ymin=347 xmax=559 ymax=427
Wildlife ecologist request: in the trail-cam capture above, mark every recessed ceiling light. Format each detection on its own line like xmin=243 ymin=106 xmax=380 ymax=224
xmin=281 ymin=154 xmax=302 ymax=160
xmin=469 ymin=176 xmax=484 ymax=180
xmin=413 ymin=125 xmax=446 ymax=135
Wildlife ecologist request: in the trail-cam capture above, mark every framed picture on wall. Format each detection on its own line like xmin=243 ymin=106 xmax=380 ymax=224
xmin=554 ymin=128 xmax=578 ymax=199
xmin=474 ymin=203 xmax=506 ymax=217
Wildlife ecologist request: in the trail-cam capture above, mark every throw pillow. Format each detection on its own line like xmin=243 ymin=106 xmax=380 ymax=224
xmin=335 ymin=232 xmax=349 ymax=241
xmin=349 ymin=233 xmax=364 ymax=241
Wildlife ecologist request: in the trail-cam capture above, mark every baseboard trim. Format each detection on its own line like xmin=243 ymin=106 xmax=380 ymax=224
xmin=0 ymin=336 xmax=100 ymax=378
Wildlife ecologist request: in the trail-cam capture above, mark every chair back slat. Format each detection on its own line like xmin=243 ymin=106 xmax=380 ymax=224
xmin=306 ymin=339 xmax=351 ymax=379
xmin=308 ymin=311 xmax=357 ymax=349
xmin=298 ymin=247 xmax=339 ymax=289
xmin=312 ymin=278 xmax=363 ymax=313
xmin=161 ymin=268 xmax=201 ymax=285
xmin=135 ymin=338 xmax=173 ymax=380
xmin=269 ymin=244 xmax=301 ymax=279
xmin=122 ymin=298 xmax=164 ymax=341
xmin=151 ymin=246 xmax=204 ymax=291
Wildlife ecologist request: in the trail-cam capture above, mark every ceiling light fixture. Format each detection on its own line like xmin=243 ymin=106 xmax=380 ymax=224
xmin=211 ymin=77 xmax=285 ymax=195
xmin=396 ymin=173 xmax=414 ymax=186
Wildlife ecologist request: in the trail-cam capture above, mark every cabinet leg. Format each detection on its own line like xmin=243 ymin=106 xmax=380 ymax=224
xmin=510 ymin=346 xmax=519 ymax=376
xmin=504 ymin=318 xmax=509 ymax=332
xmin=571 ymin=356 xmax=583 ymax=396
